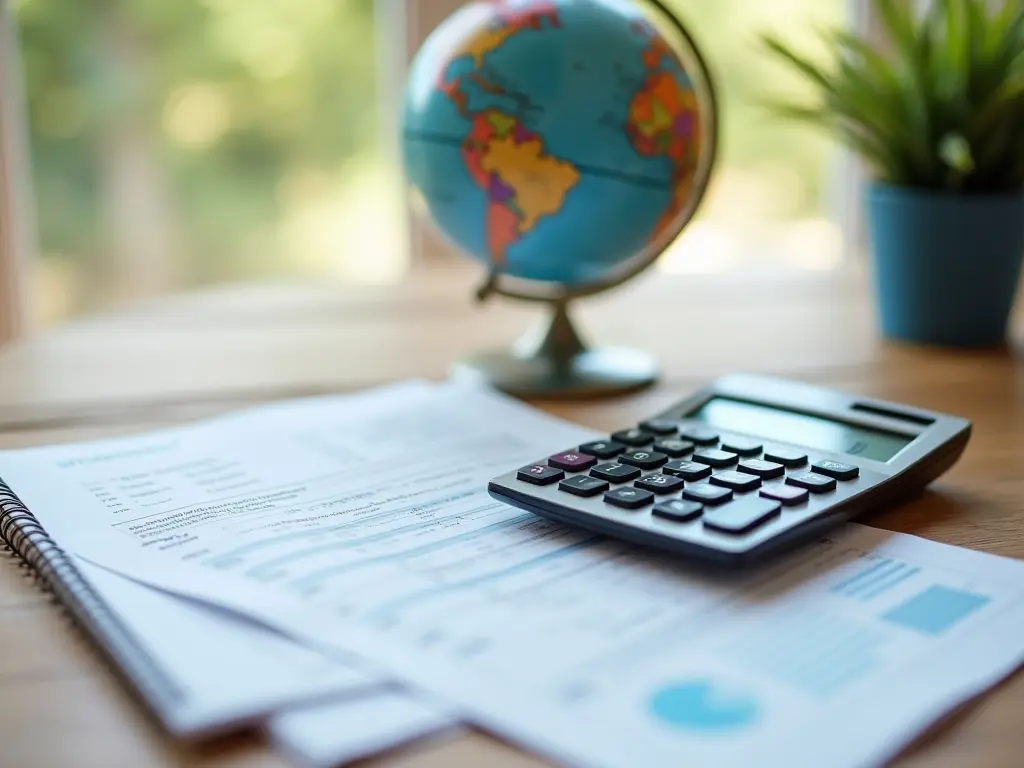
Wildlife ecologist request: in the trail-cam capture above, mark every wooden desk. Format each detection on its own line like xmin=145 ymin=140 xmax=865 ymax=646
xmin=1 ymin=267 xmax=1022 ymax=767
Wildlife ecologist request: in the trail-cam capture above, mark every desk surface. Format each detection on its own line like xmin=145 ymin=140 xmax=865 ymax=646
xmin=1 ymin=267 xmax=1022 ymax=767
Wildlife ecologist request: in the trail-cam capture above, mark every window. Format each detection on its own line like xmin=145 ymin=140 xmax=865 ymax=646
xmin=12 ymin=0 xmax=401 ymax=327
xmin=9 ymin=0 xmax=866 ymax=330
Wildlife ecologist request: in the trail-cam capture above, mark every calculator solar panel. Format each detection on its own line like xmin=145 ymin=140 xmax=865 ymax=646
xmin=488 ymin=374 xmax=971 ymax=567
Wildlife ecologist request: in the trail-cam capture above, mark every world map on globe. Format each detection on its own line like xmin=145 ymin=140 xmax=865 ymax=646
xmin=403 ymin=0 xmax=707 ymax=285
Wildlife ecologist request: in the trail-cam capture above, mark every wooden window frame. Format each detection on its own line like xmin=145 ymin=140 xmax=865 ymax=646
xmin=0 ymin=0 xmax=35 ymax=342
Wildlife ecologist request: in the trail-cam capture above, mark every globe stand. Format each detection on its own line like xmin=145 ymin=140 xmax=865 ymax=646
xmin=449 ymin=297 xmax=658 ymax=400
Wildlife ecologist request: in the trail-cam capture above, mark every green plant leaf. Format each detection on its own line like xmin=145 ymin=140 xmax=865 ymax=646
xmin=760 ymin=35 xmax=835 ymax=94
xmin=758 ymin=0 xmax=1024 ymax=192
xmin=878 ymin=0 xmax=935 ymax=178
xmin=938 ymin=132 xmax=974 ymax=188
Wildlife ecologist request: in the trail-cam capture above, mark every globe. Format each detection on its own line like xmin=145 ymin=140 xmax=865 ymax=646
xmin=402 ymin=0 xmax=715 ymax=290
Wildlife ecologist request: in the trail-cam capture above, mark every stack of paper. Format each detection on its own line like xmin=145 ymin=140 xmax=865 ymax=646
xmin=3 ymin=380 xmax=1024 ymax=768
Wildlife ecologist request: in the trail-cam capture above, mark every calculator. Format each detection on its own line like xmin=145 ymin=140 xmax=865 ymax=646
xmin=488 ymin=374 xmax=972 ymax=567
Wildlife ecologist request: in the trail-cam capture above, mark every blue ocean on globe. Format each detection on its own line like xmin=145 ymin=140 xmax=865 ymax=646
xmin=402 ymin=0 xmax=706 ymax=285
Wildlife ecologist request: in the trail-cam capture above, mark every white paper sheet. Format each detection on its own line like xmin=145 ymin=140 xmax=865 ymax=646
xmin=267 ymin=689 xmax=461 ymax=768
xmin=5 ymin=382 xmax=1024 ymax=768
xmin=72 ymin=558 xmax=381 ymax=736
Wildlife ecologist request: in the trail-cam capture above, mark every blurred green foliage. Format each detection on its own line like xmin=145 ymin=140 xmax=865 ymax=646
xmin=13 ymin=0 xmax=841 ymax=319
xmin=763 ymin=0 xmax=1024 ymax=191
xmin=15 ymin=0 xmax=376 ymax=307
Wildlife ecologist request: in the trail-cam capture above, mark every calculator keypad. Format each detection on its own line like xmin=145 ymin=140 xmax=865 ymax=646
xmin=709 ymin=470 xmax=761 ymax=493
xmin=679 ymin=428 xmax=719 ymax=445
xmin=579 ymin=440 xmax=626 ymax=459
xmin=703 ymin=497 xmax=781 ymax=534
xmin=653 ymin=439 xmax=694 ymax=458
xmin=786 ymin=472 xmax=838 ymax=493
xmin=683 ymin=483 xmax=733 ymax=506
xmin=612 ymin=428 xmax=652 ymax=446
xmin=652 ymin=499 xmax=703 ymax=522
xmin=591 ymin=462 xmax=641 ymax=483
xmin=759 ymin=484 xmax=809 ymax=506
xmin=558 ymin=475 xmax=609 ymax=497
xmin=605 ymin=487 xmax=654 ymax=509
xmin=635 ymin=473 xmax=685 ymax=494
xmin=517 ymin=465 xmax=563 ymax=485
xmin=811 ymin=460 xmax=860 ymax=481
xmin=737 ymin=459 xmax=785 ymax=479
xmin=663 ymin=460 xmax=712 ymax=481
xmin=500 ymin=419 xmax=872 ymax=557
xmin=692 ymin=449 xmax=739 ymax=468
xmin=548 ymin=451 xmax=597 ymax=472
xmin=720 ymin=438 xmax=762 ymax=456
xmin=640 ymin=419 xmax=678 ymax=435
xmin=763 ymin=448 xmax=808 ymax=467
xmin=618 ymin=449 xmax=668 ymax=470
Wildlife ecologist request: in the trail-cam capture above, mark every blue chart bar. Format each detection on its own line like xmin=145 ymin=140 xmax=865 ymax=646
xmin=882 ymin=585 xmax=991 ymax=636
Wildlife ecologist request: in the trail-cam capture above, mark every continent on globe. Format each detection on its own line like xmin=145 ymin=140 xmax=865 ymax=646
xmin=626 ymin=28 xmax=702 ymax=243
xmin=464 ymin=110 xmax=580 ymax=266
xmin=451 ymin=0 xmax=560 ymax=66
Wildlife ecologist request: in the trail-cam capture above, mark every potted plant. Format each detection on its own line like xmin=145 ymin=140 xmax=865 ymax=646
xmin=761 ymin=0 xmax=1024 ymax=348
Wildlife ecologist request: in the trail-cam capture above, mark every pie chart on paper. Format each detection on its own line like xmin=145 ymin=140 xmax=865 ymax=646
xmin=649 ymin=680 xmax=759 ymax=733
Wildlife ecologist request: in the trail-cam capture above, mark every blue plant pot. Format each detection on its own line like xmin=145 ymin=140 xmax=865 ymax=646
xmin=867 ymin=183 xmax=1024 ymax=347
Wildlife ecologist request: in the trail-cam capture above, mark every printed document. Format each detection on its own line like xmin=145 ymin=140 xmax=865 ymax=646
xmin=75 ymin=560 xmax=454 ymax=753
xmin=2 ymin=381 xmax=1024 ymax=768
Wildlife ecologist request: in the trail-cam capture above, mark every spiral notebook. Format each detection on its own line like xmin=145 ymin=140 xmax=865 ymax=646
xmin=1 ymin=481 xmax=188 ymax=730
xmin=1 ymin=478 xmax=407 ymax=739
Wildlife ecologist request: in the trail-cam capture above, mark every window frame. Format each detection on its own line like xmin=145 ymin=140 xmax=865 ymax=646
xmin=0 ymin=0 xmax=35 ymax=342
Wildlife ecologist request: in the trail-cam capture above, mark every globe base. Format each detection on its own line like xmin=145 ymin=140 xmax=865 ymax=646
xmin=449 ymin=300 xmax=658 ymax=400
xmin=450 ymin=346 xmax=659 ymax=400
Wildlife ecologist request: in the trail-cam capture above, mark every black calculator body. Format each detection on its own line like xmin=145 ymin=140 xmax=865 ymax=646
xmin=488 ymin=374 xmax=972 ymax=567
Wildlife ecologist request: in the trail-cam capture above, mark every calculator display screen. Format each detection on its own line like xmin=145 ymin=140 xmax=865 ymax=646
xmin=688 ymin=398 xmax=914 ymax=461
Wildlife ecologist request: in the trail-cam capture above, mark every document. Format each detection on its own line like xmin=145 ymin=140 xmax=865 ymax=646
xmin=268 ymin=689 xmax=461 ymax=767
xmin=3 ymin=381 xmax=1024 ymax=768
xmin=73 ymin=558 xmax=379 ymax=735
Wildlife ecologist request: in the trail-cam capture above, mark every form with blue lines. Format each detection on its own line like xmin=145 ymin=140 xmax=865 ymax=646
xmin=17 ymin=381 xmax=1024 ymax=768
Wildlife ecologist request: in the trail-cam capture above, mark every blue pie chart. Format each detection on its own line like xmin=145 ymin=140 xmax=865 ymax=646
xmin=649 ymin=680 xmax=759 ymax=732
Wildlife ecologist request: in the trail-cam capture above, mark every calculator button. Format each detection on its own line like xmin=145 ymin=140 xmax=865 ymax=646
xmin=591 ymin=463 xmax=642 ymax=483
xmin=604 ymin=487 xmax=654 ymax=509
xmin=811 ymin=460 xmax=860 ymax=481
xmin=786 ymin=472 xmax=837 ymax=493
xmin=710 ymin=470 xmax=761 ymax=492
xmin=558 ymin=475 xmax=609 ymax=497
xmin=612 ymin=428 xmax=652 ymax=446
xmin=548 ymin=451 xmax=597 ymax=472
xmin=691 ymin=449 xmax=739 ymax=468
xmin=737 ymin=459 xmax=785 ymax=479
xmin=679 ymin=428 xmax=719 ymax=445
xmin=618 ymin=450 xmax=668 ymax=470
xmin=759 ymin=484 xmax=809 ymax=506
xmin=704 ymin=497 xmax=781 ymax=534
xmin=652 ymin=439 xmax=694 ymax=458
xmin=663 ymin=460 xmax=712 ymax=481
xmin=683 ymin=483 xmax=733 ymax=506
xmin=652 ymin=499 xmax=703 ymax=523
xmin=635 ymin=473 xmax=685 ymax=494
xmin=517 ymin=465 xmax=564 ymax=485
xmin=720 ymin=438 xmax=762 ymax=456
xmin=639 ymin=419 xmax=677 ymax=435
xmin=578 ymin=440 xmax=626 ymax=459
xmin=763 ymin=448 xmax=808 ymax=467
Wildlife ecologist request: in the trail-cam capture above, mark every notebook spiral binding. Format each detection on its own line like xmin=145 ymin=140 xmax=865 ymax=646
xmin=0 ymin=478 xmax=187 ymax=732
